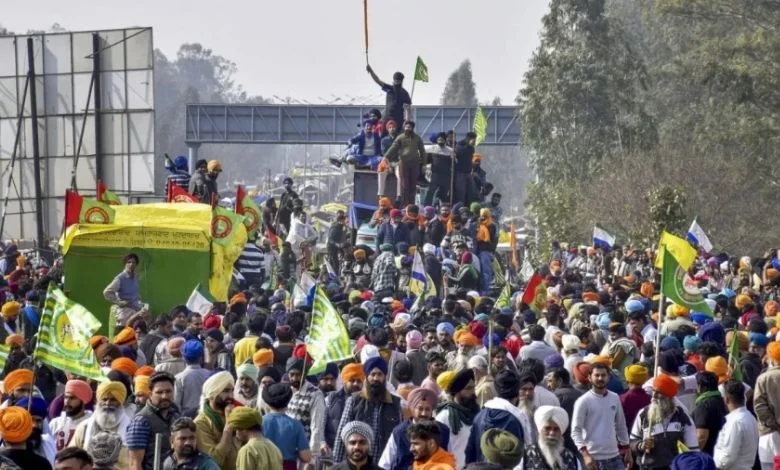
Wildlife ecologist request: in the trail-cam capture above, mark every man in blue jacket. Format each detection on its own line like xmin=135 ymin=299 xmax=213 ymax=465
xmin=465 ymin=369 xmax=527 ymax=464
xmin=332 ymin=120 xmax=383 ymax=169
xmin=376 ymin=209 xmax=411 ymax=254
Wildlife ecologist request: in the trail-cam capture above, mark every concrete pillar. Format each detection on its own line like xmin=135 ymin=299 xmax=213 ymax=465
xmin=187 ymin=143 xmax=201 ymax=172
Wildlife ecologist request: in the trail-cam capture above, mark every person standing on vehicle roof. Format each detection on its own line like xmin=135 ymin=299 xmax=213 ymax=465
xmin=366 ymin=65 xmax=411 ymax=136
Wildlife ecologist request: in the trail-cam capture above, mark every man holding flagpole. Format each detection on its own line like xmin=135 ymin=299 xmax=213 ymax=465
xmin=366 ymin=65 xmax=411 ymax=136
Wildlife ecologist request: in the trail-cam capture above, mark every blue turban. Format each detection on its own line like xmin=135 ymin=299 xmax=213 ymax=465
xmin=499 ymin=307 xmax=513 ymax=316
xmin=429 ymin=132 xmax=439 ymax=144
xmin=475 ymin=313 xmax=490 ymax=322
xmin=318 ymin=363 xmax=340 ymax=380
xmin=683 ymin=335 xmax=701 ymax=353
xmin=367 ymin=314 xmax=386 ymax=328
xmin=437 ymin=322 xmax=455 ymax=336
xmin=721 ymin=288 xmax=736 ymax=299
xmin=625 ymin=299 xmax=644 ymax=314
xmin=543 ymin=353 xmax=564 ymax=371
xmin=119 ymin=345 xmax=137 ymax=361
xmin=483 ymin=333 xmax=502 ymax=349
xmin=182 ymin=339 xmax=204 ymax=362
xmin=670 ymin=452 xmax=716 ymax=470
xmin=698 ymin=322 xmax=725 ymax=346
xmin=363 ymin=356 xmax=388 ymax=376
xmin=596 ymin=312 xmax=611 ymax=330
xmin=174 ymin=155 xmax=188 ymax=170
xmin=749 ymin=332 xmax=769 ymax=347
xmin=660 ymin=336 xmax=681 ymax=352
xmin=690 ymin=312 xmax=712 ymax=326
xmin=402 ymin=298 xmax=413 ymax=311
xmin=16 ymin=396 xmax=48 ymax=419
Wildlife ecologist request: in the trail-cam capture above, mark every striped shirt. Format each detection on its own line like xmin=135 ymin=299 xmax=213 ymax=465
xmin=165 ymin=170 xmax=191 ymax=198
xmin=235 ymin=242 xmax=266 ymax=286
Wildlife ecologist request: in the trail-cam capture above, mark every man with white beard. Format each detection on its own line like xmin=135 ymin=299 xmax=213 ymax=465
xmin=521 ymin=405 xmax=582 ymax=469
xmin=630 ymin=374 xmax=698 ymax=469
xmin=517 ymin=371 xmax=539 ymax=444
xmin=446 ymin=331 xmax=480 ymax=371
xmin=70 ymin=381 xmax=131 ymax=468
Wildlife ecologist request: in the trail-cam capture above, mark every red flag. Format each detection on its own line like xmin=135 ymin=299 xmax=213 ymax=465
xmin=64 ymin=190 xmax=82 ymax=228
xmin=64 ymin=190 xmax=115 ymax=227
xmin=167 ymin=180 xmax=198 ymax=203
xmin=521 ymin=272 xmax=547 ymax=315
xmin=266 ymin=226 xmax=280 ymax=249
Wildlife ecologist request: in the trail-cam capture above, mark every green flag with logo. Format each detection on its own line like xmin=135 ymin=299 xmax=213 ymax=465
xmin=79 ymin=198 xmax=115 ymax=224
xmin=662 ymin=249 xmax=713 ymax=316
xmin=306 ymin=286 xmax=352 ymax=375
xmin=211 ymin=205 xmax=245 ymax=247
xmin=33 ymin=284 xmax=105 ymax=381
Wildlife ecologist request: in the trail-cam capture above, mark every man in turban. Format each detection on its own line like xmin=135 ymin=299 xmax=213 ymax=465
xmin=228 ymin=407 xmax=283 ymax=470
xmin=620 ymin=364 xmax=651 ymax=429
xmin=466 ymin=370 xmax=528 ymax=465
xmin=134 ymin=375 xmax=150 ymax=408
xmin=378 ymin=387 xmax=450 ymax=470
xmin=436 ymin=368 xmax=479 ymax=469
xmin=204 ymin=328 xmax=232 ymax=374
xmin=234 ymin=364 xmax=259 ymax=408
xmin=479 ymin=428 xmax=523 ymax=469
xmin=521 ymin=405 xmax=579 ymax=469
xmin=630 ymin=374 xmax=699 ymax=468
xmin=333 ymin=421 xmax=379 ymax=470
xmin=71 ymin=381 xmax=131 ymax=469
xmin=194 ymin=371 xmax=239 ymax=470
xmin=2 ymin=368 xmax=33 ymax=405
xmin=324 ymin=363 xmax=365 ymax=453
xmin=174 ymin=339 xmax=211 ymax=416
xmin=333 ymin=356 xmax=403 ymax=463
xmin=155 ymin=336 xmax=186 ymax=377
xmin=285 ymin=356 xmax=325 ymax=458
xmin=755 ymin=341 xmax=780 ymax=469
xmin=317 ymin=363 xmax=339 ymax=396
xmin=113 ymin=326 xmax=148 ymax=367
xmin=446 ymin=330 xmax=480 ymax=371
xmin=16 ymin=395 xmax=56 ymax=463
xmin=127 ymin=372 xmax=179 ymax=470
xmin=0 ymin=406 xmax=51 ymax=469
xmin=50 ymin=379 xmax=93 ymax=451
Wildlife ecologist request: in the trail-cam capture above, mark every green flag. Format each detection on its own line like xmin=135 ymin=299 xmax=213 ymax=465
xmin=662 ymin=249 xmax=714 ymax=316
xmin=728 ymin=327 xmax=743 ymax=383
xmin=80 ymin=198 xmax=115 ymax=224
xmin=306 ymin=286 xmax=352 ymax=375
xmin=0 ymin=345 xmax=9 ymax=371
xmin=474 ymin=106 xmax=488 ymax=146
xmin=236 ymin=185 xmax=262 ymax=236
xmin=211 ymin=205 xmax=245 ymax=246
xmin=34 ymin=284 xmax=105 ymax=382
xmin=414 ymin=56 xmax=429 ymax=82
xmin=495 ymin=282 xmax=512 ymax=310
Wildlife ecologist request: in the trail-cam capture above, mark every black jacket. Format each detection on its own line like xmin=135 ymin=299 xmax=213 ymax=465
xmin=424 ymin=254 xmax=442 ymax=295
xmin=425 ymin=218 xmax=448 ymax=247
xmin=454 ymin=139 xmax=475 ymax=173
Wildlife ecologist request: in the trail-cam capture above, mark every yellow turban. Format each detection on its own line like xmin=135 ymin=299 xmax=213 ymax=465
xmin=134 ymin=376 xmax=150 ymax=397
xmin=735 ymin=294 xmax=753 ymax=310
xmin=0 ymin=406 xmax=32 ymax=444
xmin=669 ymin=304 xmax=689 ymax=319
xmin=768 ymin=342 xmax=780 ymax=363
xmin=202 ymin=371 xmax=235 ymax=401
xmin=436 ymin=371 xmax=456 ymax=392
xmin=253 ymin=348 xmax=274 ymax=367
xmin=726 ymin=330 xmax=749 ymax=352
xmin=97 ymin=381 xmax=128 ymax=404
xmin=624 ymin=364 xmax=649 ymax=385
xmin=589 ymin=355 xmax=612 ymax=367
xmin=1 ymin=301 xmax=20 ymax=320
xmin=113 ymin=327 xmax=137 ymax=346
xmin=227 ymin=406 xmax=263 ymax=430
xmin=3 ymin=369 xmax=33 ymax=394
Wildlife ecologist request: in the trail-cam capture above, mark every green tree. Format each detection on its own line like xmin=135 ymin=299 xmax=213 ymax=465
xmin=441 ymin=59 xmax=478 ymax=106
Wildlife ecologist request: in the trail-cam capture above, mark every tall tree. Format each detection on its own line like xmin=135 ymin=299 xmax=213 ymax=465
xmin=441 ymin=59 xmax=478 ymax=106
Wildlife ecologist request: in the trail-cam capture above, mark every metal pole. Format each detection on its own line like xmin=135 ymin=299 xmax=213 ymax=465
xmin=153 ymin=434 xmax=162 ymax=470
xmin=0 ymin=74 xmax=30 ymax=238
xmin=92 ymin=33 xmax=103 ymax=183
xmin=27 ymin=38 xmax=46 ymax=250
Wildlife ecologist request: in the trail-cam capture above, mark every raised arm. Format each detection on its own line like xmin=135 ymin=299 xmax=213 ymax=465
xmin=366 ymin=64 xmax=387 ymax=88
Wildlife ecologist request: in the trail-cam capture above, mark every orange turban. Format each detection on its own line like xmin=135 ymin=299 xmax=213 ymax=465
xmin=341 ymin=363 xmax=366 ymax=383
xmin=230 ymin=293 xmax=247 ymax=306
xmin=582 ymin=292 xmax=599 ymax=303
xmin=4 ymin=335 xmax=23 ymax=348
xmin=573 ymin=362 xmax=591 ymax=385
xmin=767 ymin=269 xmax=780 ymax=282
xmin=735 ymin=294 xmax=753 ymax=310
xmin=0 ymin=406 xmax=32 ymax=444
xmin=705 ymin=356 xmax=729 ymax=384
xmin=457 ymin=332 xmax=481 ymax=348
xmin=640 ymin=282 xmax=654 ymax=299
xmin=379 ymin=197 xmax=392 ymax=209
xmin=113 ymin=327 xmax=137 ymax=346
xmin=135 ymin=366 xmax=154 ymax=377
xmin=111 ymin=357 xmax=138 ymax=377
xmin=589 ymin=355 xmax=612 ymax=367
xmin=90 ymin=335 xmax=108 ymax=350
xmin=623 ymin=274 xmax=637 ymax=286
xmin=472 ymin=154 xmax=482 ymax=163
xmin=354 ymin=249 xmax=367 ymax=261
xmin=4 ymin=369 xmax=33 ymax=394
xmin=767 ymin=342 xmax=780 ymax=363
xmin=253 ymin=348 xmax=274 ymax=367
xmin=653 ymin=373 xmax=679 ymax=398
xmin=765 ymin=301 xmax=779 ymax=317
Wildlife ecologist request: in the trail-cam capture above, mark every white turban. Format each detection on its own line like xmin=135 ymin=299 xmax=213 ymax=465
xmin=422 ymin=243 xmax=436 ymax=256
xmin=561 ymin=334 xmax=580 ymax=352
xmin=467 ymin=355 xmax=488 ymax=371
xmin=360 ymin=344 xmax=379 ymax=363
xmin=534 ymin=405 xmax=569 ymax=433
xmin=202 ymin=371 xmax=235 ymax=402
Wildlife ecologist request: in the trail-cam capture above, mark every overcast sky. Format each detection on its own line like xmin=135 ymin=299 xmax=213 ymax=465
xmin=3 ymin=0 xmax=550 ymax=106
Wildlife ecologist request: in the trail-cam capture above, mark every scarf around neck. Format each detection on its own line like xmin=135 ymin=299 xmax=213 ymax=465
xmin=437 ymin=400 xmax=479 ymax=435
xmin=202 ymin=402 xmax=225 ymax=432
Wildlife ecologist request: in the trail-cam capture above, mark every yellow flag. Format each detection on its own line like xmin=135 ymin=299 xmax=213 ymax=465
xmin=655 ymin=231 xmax=696 ymax=270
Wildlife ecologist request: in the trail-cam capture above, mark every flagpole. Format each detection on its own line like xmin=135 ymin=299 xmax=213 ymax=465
xmin=484 ymin=318 xmax=492 ymax=408
xmin=449 ymin=130 xmax=456 ymax=206
xmin=644 ymin=255 xmax=666 ymax=467
xmin=363 ymin=0 xmax=369 ymax=66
